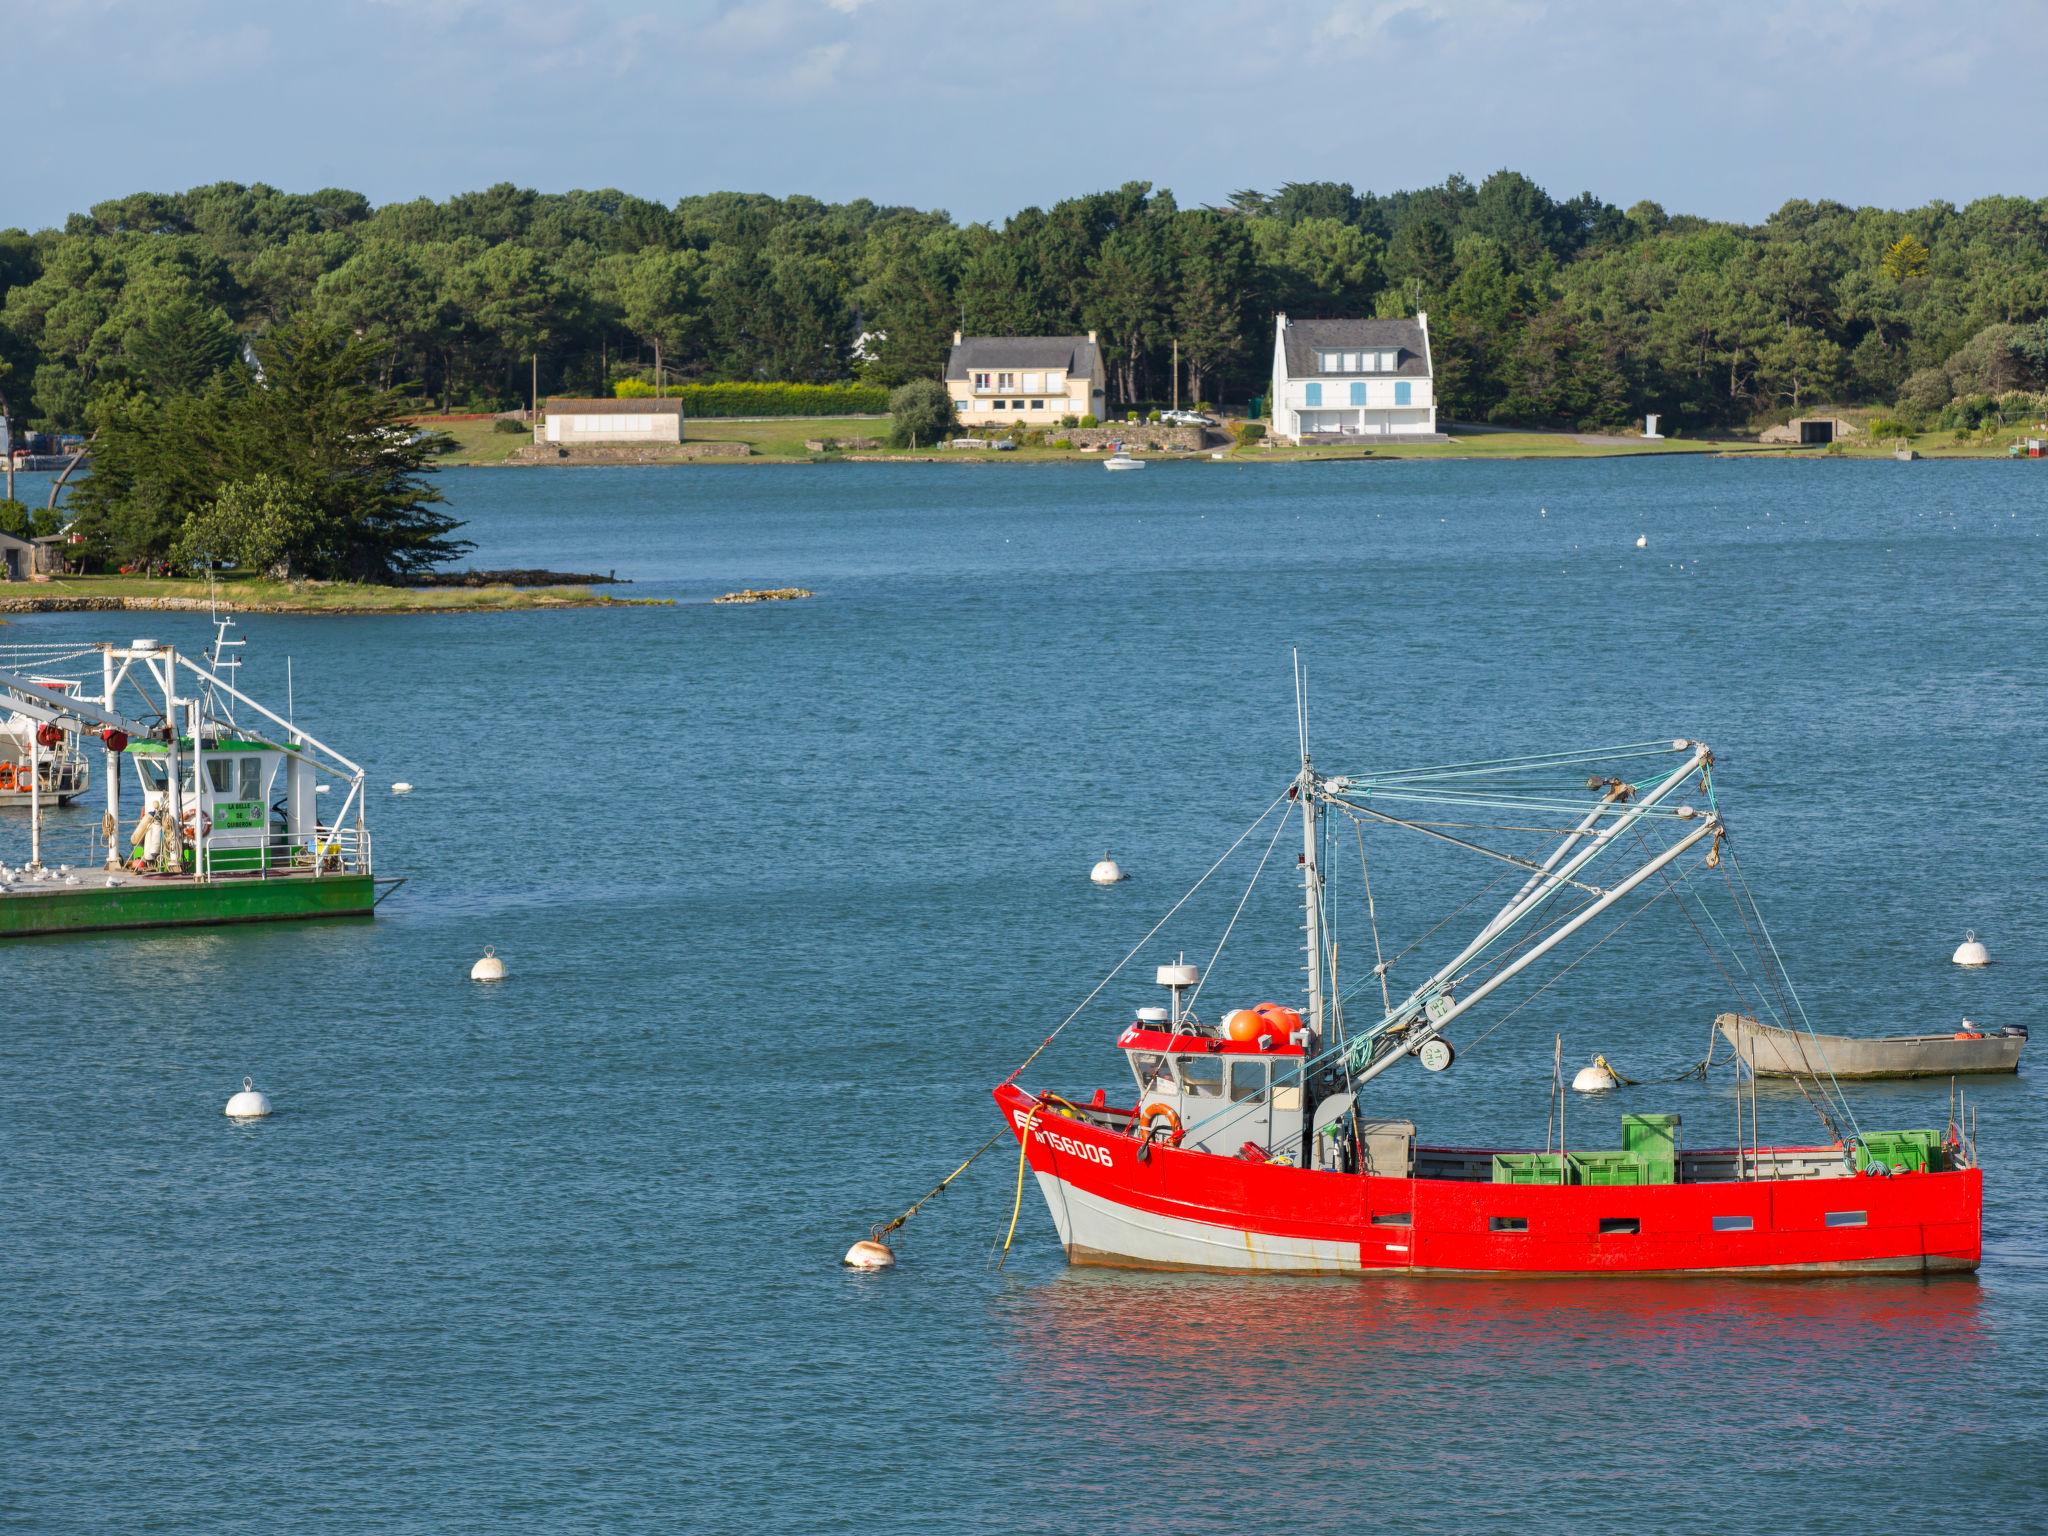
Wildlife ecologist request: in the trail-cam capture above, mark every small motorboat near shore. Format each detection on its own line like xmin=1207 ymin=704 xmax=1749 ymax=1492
xmin=1717 ymin=1012 xmax=2025 ymax=1079
xmin=1102 ymin=448 xmax=1144 ymax=471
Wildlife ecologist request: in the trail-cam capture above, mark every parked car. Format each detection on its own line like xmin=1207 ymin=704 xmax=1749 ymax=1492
xmin=1160 ymin=409 xmax=1212 ymax=426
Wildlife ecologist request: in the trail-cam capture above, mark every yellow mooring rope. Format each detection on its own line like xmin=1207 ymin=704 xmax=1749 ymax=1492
xmin=998 ymin=1105 xmax=1046 ymax=1268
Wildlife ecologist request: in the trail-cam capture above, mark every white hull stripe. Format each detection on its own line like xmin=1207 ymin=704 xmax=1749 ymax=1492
xmin=1035 ymin=1172 xmax=1362 ymax=1273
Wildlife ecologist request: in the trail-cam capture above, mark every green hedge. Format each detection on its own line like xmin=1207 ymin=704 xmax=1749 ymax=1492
xmin=611 ymin=379 xmax=889 ymax=416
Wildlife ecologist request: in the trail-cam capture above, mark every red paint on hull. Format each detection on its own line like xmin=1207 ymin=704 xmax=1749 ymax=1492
xmin=994 ymin=1085 xmax=1981 ymax=1277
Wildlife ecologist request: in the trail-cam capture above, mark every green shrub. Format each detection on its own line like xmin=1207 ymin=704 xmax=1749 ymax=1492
xmin=1146 ymin=409 xmax=1162 ymax=422
xmin=1126 ymin=411 xmax=1139 ymax=423
xmin=492 ymin=417 xmax=529 ymax=434
xmin=1050 ymin=438 xmax=1073 ymax=450
xmin=1060 ymin=414 xmax=1078 ymax=428
xmin=1234 ymin=421 xmax=1267 ymax=446
xmin=1079 ymin=414 xmax=1098 ymax=428
xmin=611 ymin=380 xmax=890 ymax=416
xmin=1864 ymin=416 xmax=1906 ymax=438
xmin=887 ymin=378 xmax=957 ymax=447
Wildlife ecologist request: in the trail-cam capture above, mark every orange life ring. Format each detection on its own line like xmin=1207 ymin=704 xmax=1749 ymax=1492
xmin=1137 ymin=1103 xmax=1184 ymax=1146
xmin=179 ymin=809 xmax=213 ymax=837
xmin=0 ymin=764 xmax=13 ymax=790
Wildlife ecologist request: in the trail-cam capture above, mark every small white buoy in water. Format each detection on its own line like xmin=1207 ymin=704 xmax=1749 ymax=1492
xmin=224 ymin=1077 xmax=272 ymax=1119
xmin=843 ymin=1239 xmax=896 ymax=1269
xmin=1635 ymin=534 xmax=1648 ymax=549
xmin=470 ymin=946 xmax=506 ymax=981
xmin=391 ymin=782 xmax=413 ymax=795
xmin=1953 ymin=930 xmax=1990 ymax=967
xmin=1572 ymin=1059 xmax=1620 ymax=1093
xmin=1090 ymin=854 xmax=1125 ymax=885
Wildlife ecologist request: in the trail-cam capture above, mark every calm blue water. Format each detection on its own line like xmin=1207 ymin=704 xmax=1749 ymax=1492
xmin=4 ymin=459 xmax=2045 ymax=1533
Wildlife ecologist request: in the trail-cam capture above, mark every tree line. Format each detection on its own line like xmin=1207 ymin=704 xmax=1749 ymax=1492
xmin=5 ymin=172 xmax=2048 ymax=444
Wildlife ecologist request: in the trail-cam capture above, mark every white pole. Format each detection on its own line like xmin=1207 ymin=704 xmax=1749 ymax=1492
xmin=1302 ymin=773 xmax=1323 ymax=1043
xmin=162 ymin=651 xmax=183 ymax=872
xmin=27 ymin=727 xmax=41 ymax=871
xmin=103 ymin=648 xmax=120 ymax=869
xmin=189 ymin=699 xmax=207 ymax=880
xmin=1345 ymin=815 xmax=1721 ymax=1094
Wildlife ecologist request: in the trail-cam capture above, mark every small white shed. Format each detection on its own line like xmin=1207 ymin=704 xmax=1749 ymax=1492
xmin=543 ymin=398 xmax=685 ymax=444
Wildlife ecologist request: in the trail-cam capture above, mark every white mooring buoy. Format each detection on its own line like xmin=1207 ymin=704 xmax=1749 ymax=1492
xmin=1571 ymin=1059 xmax=1620 ymax=1093
xmin=471 ymin=947 xmax=506 ymax=981
xmin=1090 ymin=854 xmax=1126 ymax=885
xmin=1952 ymin=930 xmax=1990 ymax=967
xmin=843 ymin=1239 xmax=896 ymax=1269
xmin=391 ymin=782 xmax=413 ymax=795
xmin=1635 ymin=534 xmax=1648 ymax=549
xmin=224 ymin=1077 xmax=272 ymax=1119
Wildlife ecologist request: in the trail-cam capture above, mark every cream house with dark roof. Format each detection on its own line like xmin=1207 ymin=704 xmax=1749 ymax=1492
xmin=944 ymin=332 xmax=1106 ymax=427
xmin=1270 ymin=313 xmax=1436 ymax=442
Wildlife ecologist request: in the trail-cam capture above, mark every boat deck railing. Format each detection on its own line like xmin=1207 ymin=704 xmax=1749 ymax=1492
xmin=0 ymin=822 xmax=371 ymax=884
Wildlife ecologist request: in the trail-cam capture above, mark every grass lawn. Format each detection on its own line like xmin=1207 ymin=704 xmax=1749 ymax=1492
xmin=9 ymin=572 xmax=664 ymax=613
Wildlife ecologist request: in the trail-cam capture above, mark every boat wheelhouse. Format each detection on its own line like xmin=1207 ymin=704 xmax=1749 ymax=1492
xmin=995 ymin=726 xmax=1981 ymax=1277
xmin=0 ymin=634 xmax=389 ymax=936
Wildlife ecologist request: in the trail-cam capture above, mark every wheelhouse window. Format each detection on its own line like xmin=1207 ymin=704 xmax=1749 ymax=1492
xmin=239 ymin=758 xmax=264 ymax=800
xmin=1128 ymin=1053 xmax=1175 ymax=1095
xmin=1228 ymin=1059 xmax=1269 ymax=1103
xmin=1712 ymin=1215 xmax=1753 ymax=1232
xmin=1179 ymin=1054 xmax=1223 ymax=1097
xmin=1270 ymin=1058 xmax=1303 ymax=1110
xmin=1825 ymin=1211 xmax=1867 ymax=1228
xmin=136 ymin=757 xmax=168 ymax=792
xmin=207 ymin=759 xmax=234 ymax=794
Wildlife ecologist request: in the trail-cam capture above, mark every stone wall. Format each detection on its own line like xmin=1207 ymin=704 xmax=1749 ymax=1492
xmin=511 ymin=442 xmax=750 ymax=464
xmin=1058 ymin=425 xmax=1209 ymax=451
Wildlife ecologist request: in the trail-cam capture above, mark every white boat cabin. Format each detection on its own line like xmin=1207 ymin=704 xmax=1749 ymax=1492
xmin=1118 ymin=1019 xmax=1309 ymax=1158
xmin=124 ymin=735 xmax=323 ymax=873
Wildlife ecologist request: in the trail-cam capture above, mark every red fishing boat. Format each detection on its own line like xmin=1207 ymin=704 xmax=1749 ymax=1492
xmin=995 ymin=728 xmax=1981 ymax=1276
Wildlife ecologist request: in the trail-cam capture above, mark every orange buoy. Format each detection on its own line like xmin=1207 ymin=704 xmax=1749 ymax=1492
xmin=1224 ymin=1009 xmax=1267 ymax=1042
xmin=1256 ymin=1002 xmax=1304 ymax=1035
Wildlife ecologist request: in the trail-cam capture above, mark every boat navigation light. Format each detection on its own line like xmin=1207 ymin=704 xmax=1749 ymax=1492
xmin=130 ymin=638 xmax=161 ymax=652
xmin=1952 ymin=931 xmax=1991 ymax=967
xmin=1156 ymin=960 xmax=1199 ymax=1028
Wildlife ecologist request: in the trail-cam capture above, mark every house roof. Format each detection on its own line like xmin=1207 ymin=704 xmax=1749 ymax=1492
xmin=1280 ymin=317 xmax=1429 ymax=378
xmin=0 ymin=531 xmax=31 ymax=552
xmin=945 ymin=336 xmax=1101 ymax=382
xmin=546 ymin=397 xmax=685 ymax=415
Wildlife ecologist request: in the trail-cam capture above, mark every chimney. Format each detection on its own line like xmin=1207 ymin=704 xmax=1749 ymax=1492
xmin=953 ymin=329 xmax=962 ymax=345
xmin=1087 ymin=329 xmax=1097 ymax=344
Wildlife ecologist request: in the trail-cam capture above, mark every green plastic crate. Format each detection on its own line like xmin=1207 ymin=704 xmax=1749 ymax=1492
xmin=1855 ymin=1129 xmax=1945 ymax=1175
xmin=1574 ymin=1150 xmax=1646 ymax=1186
xmin=1620 ymin=1113 xmax=1681 ymax=1184
xmin=1492 ymin=1152 xmax=1578 ymax=1185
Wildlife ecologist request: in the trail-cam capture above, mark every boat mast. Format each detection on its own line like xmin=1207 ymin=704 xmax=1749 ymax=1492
xmin=1295 ymin=653 xmax=1324 ymax=1045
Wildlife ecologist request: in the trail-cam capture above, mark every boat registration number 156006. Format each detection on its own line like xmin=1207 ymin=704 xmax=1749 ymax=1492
xmin=1014 ymin=1110 xmax=1115 ymax=1167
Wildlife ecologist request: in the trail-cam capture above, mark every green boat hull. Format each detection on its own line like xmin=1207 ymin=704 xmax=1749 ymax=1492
xmin=0 ymin=873 xmax=377 ymax=938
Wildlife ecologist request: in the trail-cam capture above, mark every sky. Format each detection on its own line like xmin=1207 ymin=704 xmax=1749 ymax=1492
xmin=7 ymin=0 xmax=2045 ymax=230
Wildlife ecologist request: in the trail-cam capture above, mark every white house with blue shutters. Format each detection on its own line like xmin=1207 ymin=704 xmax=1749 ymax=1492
xmin=1269 ymin=312 xmax=1436 ymax=442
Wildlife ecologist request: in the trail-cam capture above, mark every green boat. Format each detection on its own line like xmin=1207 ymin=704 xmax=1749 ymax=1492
xmin=0 ymin=628 xmax=395 ymax=938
